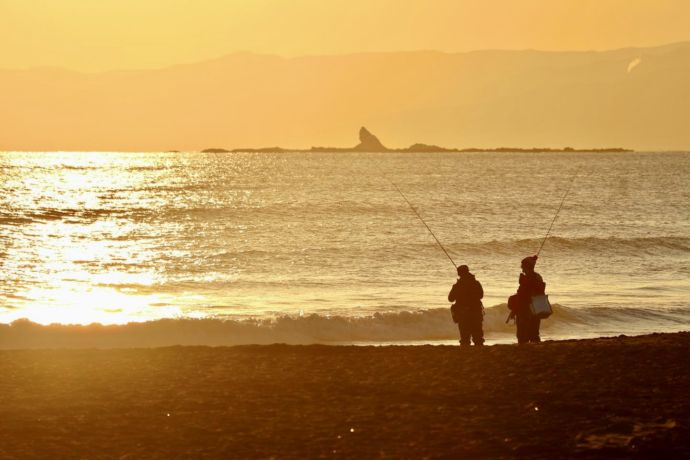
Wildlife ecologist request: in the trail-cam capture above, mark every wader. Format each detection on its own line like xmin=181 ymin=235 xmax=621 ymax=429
xmin=516 ymin=312 xmax=541 ymax=344
xmin=458 ymin=305 xmax=484 ymax=346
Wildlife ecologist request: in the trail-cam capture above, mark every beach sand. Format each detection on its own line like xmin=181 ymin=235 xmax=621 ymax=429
xmin=1 ymin=332 xmax=688 ymax=459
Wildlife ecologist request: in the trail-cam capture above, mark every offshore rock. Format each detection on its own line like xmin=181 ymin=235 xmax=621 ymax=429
xmin=354 ymin=127 xmax=388 ymax=151
xmin=201 ymin=148 xmax=231 ymax=153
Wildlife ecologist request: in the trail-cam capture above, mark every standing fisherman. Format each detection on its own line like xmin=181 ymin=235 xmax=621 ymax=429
xmin=505 ymin=168 xmax=577 ymax=343
xmin=508 ymin=255 xmax=546 ymax=344
xmin=385 ymin=179 xmax=486 ymax=346
xmin=448 ymin=265 xmax=485 ymax=346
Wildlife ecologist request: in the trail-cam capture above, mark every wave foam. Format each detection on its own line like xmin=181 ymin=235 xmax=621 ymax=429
xmin=1 ymin=304 xmax=688 ymax=349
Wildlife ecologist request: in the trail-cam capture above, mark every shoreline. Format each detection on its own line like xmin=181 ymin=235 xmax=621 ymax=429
xmin=2 ymin=311 xmax=688 ymax=349
xmin=1 ymin=332 xmax=688 ymax=458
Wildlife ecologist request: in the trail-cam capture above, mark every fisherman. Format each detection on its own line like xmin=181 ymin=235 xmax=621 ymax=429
xmin=508 ymin=255 xmax=546 ymax=344
xmin=448 ymin=265 xmax=484 ymax=346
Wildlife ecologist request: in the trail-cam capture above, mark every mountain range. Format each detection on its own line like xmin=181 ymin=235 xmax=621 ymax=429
xmin=1 ymin=42 xmax=689 ymax=151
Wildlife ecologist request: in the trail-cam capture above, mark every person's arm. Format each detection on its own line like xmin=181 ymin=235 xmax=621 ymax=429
xmin=535 ymin=274 xmax=546 ymax=295
xmin=476 ymin=280 xmax=484 ymax=299
xmin=448 ymin=283 xmax=457 ymax=303
xmin=517 ymin=273 xmax=528 ymax=296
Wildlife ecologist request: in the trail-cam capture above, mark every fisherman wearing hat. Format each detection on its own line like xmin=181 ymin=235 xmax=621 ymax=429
xmin=448 ymin=265 xmax=485 ymax=346
xmin=508 ymin=255 xmax=546 ymax=344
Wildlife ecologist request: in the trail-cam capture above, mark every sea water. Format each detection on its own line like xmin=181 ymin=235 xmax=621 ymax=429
xmin=1 ymin=151 xmax=688 ymax=346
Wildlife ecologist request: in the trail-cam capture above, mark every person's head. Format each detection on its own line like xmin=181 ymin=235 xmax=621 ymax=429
xmin=457 ymin=264 xmax=470 ymax=277
xmin=521 ymin=255 xmax=538 ymax=273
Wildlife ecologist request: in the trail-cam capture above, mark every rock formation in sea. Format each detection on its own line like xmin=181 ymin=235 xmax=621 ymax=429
xmin=201 ymin=126 xmax=630 ymax=153
xmin=403 ymin=143 xmax=456 ymax=153
xmin=201 ymin=148 xmax=231 ymax=153
xmin=354 ymin=126 xmax=387 ymax=152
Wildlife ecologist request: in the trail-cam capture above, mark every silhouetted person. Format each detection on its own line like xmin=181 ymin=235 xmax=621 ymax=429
xmin=448 ymin=265 xmax=484 ymax=346
xmin=508 ymin=255 xmax=546 ymax=344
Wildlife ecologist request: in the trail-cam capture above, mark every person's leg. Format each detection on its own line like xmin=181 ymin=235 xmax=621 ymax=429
xmin=516 ymin=313 xmax=529 ymax=344
xmin=471 ymin=308 xmax=484 ymax=346
xmin=524 ymin=315 xmax=540 ymax=343
xmin=458 ymin=311 xmax=471 ymax=346
xmin=530 ymin=318 xmax=542 ymax=343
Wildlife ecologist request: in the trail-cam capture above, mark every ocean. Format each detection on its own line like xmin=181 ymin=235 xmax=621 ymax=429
xmin=1 ymin=151 xmax=688 ymax=347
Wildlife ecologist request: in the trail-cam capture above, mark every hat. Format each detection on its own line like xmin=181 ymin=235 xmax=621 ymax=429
xmin=521 ymin=255 xmax=538 ymax=268
xmin=457 ymin=265 xmax=470 ymax=275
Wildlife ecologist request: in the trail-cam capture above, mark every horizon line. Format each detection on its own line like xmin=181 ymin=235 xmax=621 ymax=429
xmin=11 ymin=149 xmax=690 ymax=155
xmin=2 ymin=40 xmax=690 ymax=74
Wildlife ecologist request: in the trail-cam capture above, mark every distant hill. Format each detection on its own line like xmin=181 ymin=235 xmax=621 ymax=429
xmin=1 ymin=42 xmax=689 ymax=151
xmin=213 ymin=126 xmax=631 ymax=153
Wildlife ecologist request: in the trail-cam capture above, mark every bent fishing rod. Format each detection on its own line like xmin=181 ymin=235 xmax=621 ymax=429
xmin=388 ymin=179 xmax=457 ymax=270
xmin=505 ymin=168 xmax=580 ymax=324
xmin=535 ymin=168 xmax=580 ymax=258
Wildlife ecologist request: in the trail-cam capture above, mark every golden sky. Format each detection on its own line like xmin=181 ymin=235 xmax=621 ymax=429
xmin=2 ymin=0 xmax=690 ymax=71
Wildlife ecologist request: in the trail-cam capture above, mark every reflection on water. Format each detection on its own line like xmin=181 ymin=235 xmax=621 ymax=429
xmin=1 ymin=151 xmax=689 ymax=331
xmin=7 ymin=285 xmax=178 ymax=325
xmin=1 ymin=153 xmax=174 ymax=324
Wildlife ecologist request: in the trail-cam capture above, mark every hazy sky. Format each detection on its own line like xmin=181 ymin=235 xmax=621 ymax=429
xmin=2 ymin=0 xmax=690 ymax=71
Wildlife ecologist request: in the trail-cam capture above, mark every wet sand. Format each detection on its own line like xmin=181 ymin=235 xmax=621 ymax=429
xmin=1 ymin=332 xmax=688 ymax=459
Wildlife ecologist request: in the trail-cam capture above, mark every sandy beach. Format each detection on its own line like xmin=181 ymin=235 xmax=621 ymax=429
xmin=0 ymin=332 xmax=687 ymax=459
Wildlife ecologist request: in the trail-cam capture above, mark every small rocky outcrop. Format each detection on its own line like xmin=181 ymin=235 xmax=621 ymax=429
xmin=201 ymin=148 xmax=231 ymax=153
xmin=354 ymin=127 xmax=388 ymax=151
xmin=402 ymin=143 xmax=456 ymax=153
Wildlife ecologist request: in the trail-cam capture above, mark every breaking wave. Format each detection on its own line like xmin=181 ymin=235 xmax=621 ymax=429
xmin=446 ymin=236 xmax=690 ymax=256
xmin=1 ymin=304 xmax=688 ymax=349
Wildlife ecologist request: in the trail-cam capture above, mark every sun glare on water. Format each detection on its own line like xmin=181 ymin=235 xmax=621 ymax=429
xmin=0 ymin=152 xmax=193 ymax=325
xmin=2 ymin=285 xmax=180 ymax=326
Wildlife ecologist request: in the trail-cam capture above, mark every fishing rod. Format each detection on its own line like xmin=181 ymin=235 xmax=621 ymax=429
xmin=535 ymin=168 xmax=580 ymax=258
xmin=505 ymin=168 xmax=580 ymax=324
xmin=388 ymin=179 xmax=457 ymax=270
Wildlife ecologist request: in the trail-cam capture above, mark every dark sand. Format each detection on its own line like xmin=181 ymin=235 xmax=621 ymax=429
xmin=1 ymin=332 xmax=688 ymax=459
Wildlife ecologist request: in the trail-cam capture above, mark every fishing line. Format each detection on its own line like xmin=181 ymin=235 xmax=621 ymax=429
xmin=387 ymin=178 xmax=457 ymax=269
xmin=535 ymin=168 xmax=580 ymax=257
xmin=505 ymin=168 xmax=581 ymax=325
